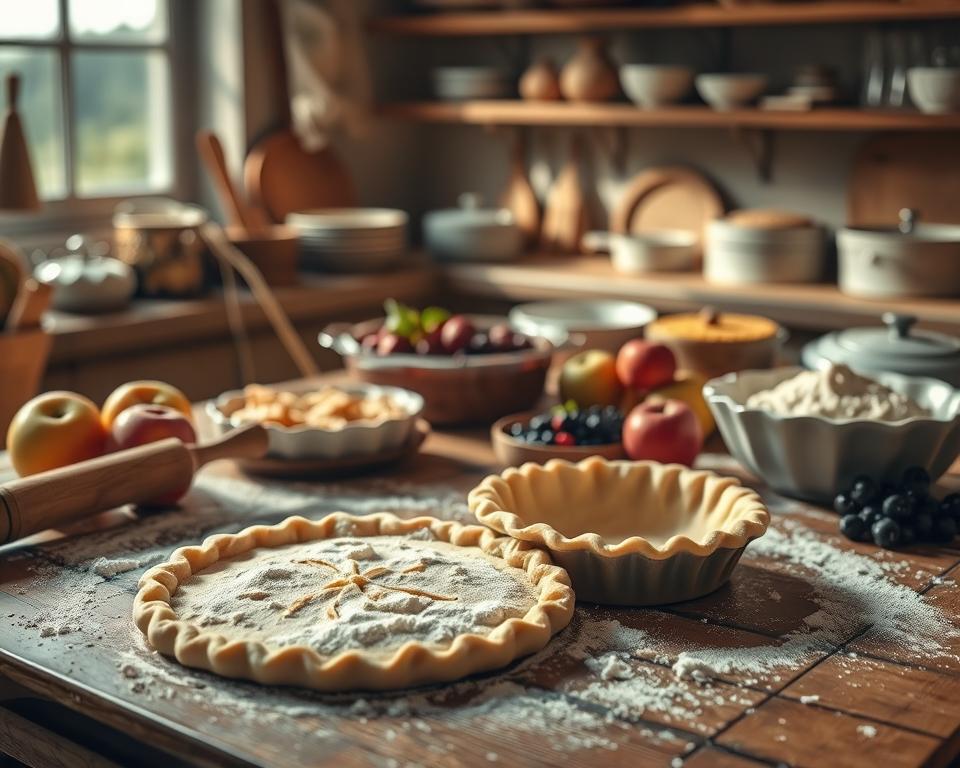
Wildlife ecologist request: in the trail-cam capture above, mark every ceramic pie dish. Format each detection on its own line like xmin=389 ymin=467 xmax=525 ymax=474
xmin=206 ymin=382 xmax=424 ymax=460
xmin=704 ymin=366 xmax=960 ymax=503
xmin=134 ymin=513 xmax=574 ymax=692
xmin=468 ymin=457 xmax=769 ymax=606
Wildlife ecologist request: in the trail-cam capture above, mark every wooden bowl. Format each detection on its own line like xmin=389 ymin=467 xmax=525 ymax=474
xmin=226 ymin=224 xmax=300 ymax=287
xmin=491 ymin=411 xmax=626 ymax=467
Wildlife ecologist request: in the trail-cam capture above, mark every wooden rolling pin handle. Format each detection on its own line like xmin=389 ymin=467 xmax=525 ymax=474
xmin=192 ymin=423 xmax=269 ymax=468
xmin=0 ymin=424 xmax=269 ymax=545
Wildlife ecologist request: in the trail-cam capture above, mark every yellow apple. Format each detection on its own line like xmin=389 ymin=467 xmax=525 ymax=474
xmin=7 ymin=391 xmax=107 ymax=476
xmin=559 ymin=349 xmax=624 ymax=409
xmin=649 ymin=370 xmax=715 ymax=436
xmin=101 ymin=380 xmax=193 ymax=429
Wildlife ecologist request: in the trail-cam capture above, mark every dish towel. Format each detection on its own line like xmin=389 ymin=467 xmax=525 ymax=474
xmin=279 ymin=0 xmax=373 ymax=152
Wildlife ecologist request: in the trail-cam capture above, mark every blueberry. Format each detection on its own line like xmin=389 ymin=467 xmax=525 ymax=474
xmin=524 ymin=431 xmax=542 ymax=444
xmin=900 ymin=525 xmax=917 ymax=547
xmin=882 ymin=494 xmax=912 ymax=520
xmin=834 ymin=492 xmax=859 ymax=516
xmin=509 ymin=422 xmax=525 ymax=438
xmin=540 ymin=429 xmax=555 ymax=445
xmin=879 ymin=482 xmax=899 ymax=501
xmin=914 ymin=513 xmax=935 ymax=540
xmin=932 ymin=516 xmax=958 ymax=543
xmin=872 ymin=518 xmax=902 ymax=549
xmin=839 ymin=514 xmax=867 ymax=542
xmin=901 ymin=466 xmax=931 ymax=495
xmin=584 ymin=413 xmax=602 ymax=431
xmin=859 ymin=506 xmax=882 ymax=527
xmin=849 ymin=476 xmax=878 ymax=506
xmin=529 ymin=415 xmax=549 ymax=432
xmin=939 ymin=493 xmax=960 ymax=520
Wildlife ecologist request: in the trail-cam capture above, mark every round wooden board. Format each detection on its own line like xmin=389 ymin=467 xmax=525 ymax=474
xmin=237 ymin=419 xmax=430 ymax=479
xmin=611 ymin=166 xmax=725 ymax=243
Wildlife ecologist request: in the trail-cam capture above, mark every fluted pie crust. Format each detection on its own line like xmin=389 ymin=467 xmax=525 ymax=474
xmin=133 ymin=513 xmax=574 ymax=691
xmin=468 ymin=458 xmax=770 ymax=605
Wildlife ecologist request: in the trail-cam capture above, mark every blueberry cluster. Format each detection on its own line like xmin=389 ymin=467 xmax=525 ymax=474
xmin=510 ymin=403 xmax=624 ymax=447
xmin=834 ymin=467 xmax=959 ymax=549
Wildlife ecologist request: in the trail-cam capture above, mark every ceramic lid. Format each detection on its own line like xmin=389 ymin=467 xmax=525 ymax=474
xmin=801 ymin=313 xmax=960 ymax=386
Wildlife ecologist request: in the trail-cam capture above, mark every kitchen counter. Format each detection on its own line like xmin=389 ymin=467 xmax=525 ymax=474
xmin=0 ymin=374 xmax=958 ymax=767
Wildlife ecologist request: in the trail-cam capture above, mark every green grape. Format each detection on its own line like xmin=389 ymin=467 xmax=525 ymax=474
xmin=420 ymin=306 xmax=451 ymax=334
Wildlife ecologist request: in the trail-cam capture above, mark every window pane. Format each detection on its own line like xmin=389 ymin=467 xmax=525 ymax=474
xmin=0 ymin=0 xmax=60 ymax=40
xmin=0 ymin=48 xmax=67 ymax=200
xmin=68 ymin=0 xmax=167 ymax=44
xmin=73 ymin=50 xmax=172 ymax=196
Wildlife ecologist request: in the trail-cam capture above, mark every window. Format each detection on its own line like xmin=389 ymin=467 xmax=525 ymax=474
xmin=0 ymin=0 xmax=176 ymax=204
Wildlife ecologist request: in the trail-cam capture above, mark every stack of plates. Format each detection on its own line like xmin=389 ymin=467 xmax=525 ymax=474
xmin=432 ymin=67 xmax=513 ymax=101
xmin=286 ymin=209 xmax=408 ymax=273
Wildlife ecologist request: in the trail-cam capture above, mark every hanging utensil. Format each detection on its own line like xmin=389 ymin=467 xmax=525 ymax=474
xmin=0 ymin=73 xmax=40 ymax=211
xmin=540 ymin=134 xmax=588 ymax=253
xmin=500 ymin=131 xmax=540 ymax=249
xmin=196 ymin=130 xmax=268 ymax=234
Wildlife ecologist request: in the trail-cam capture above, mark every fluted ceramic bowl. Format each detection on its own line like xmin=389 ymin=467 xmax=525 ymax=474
xmin=704 ymin=367 xmax=960 ymax=503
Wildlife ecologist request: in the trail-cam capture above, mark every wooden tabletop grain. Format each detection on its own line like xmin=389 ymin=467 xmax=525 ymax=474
xmin=0 ymin=385 xmax=958 ymax=768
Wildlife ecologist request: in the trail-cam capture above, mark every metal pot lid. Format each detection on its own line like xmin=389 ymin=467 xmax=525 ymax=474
xmin=808 ymin=313 xmax=960 ymax=370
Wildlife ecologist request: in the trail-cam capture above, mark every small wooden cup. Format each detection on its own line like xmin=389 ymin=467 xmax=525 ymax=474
xmin=225 ymin=225 xmax=300 ymax=287
xmin=491 ymin=411 xmax=626 ymax=467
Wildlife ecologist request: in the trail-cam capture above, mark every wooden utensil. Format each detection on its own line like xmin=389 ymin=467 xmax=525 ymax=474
xmin=0 ymin=74 xmax=39 ymax=211
xmin=611 ymin=166 xmax=725 ymax=246
xmin=541 ymin=134 xmax=589 ymax=253
xmin=0 ymin=240 xmax=26 ymax=324
xmin=0 ymin=424 xmax=269 ymax=545
xmin=848 ymin=133 xmax=960 ymax=226
xmin=5 ymin=278 xmax=52 ymax=331
xmin=500 ymin=131 xmax=540 ymax=249
xmin=196 ymin=130 xmax=267 ymax=233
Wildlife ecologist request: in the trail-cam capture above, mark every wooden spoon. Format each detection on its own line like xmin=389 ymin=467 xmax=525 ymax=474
xmin=0 ymin=74 xmax=40 ymax=211
xmin=196 ymin=130 xmax=267 ymax=233
xmin=500 ymin=131 xmax=540 ymax=249
xmin=0 ymin=423 xmax=269 ymax=544
xmin=540 ymin=134 xmax=589 ymax=253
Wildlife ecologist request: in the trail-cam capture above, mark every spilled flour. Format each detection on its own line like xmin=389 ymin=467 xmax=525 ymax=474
xmin=8 ymin=470 xmax=960 ymax=760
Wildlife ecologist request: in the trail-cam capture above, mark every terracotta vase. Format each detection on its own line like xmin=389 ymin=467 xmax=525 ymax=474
xmin=519 ymin=57 xmax=562 ymax=102
xmin=560 ymin=37 xmax=619 ymax=103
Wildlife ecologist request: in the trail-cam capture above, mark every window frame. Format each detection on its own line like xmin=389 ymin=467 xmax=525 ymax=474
xmin=0 ymin=0 xmax=195 ymax=240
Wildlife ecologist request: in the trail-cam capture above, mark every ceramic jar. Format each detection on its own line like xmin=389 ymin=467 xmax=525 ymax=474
xmin=519 ymin=58 xmax=562 ymax=101
xmin=560 ymin=38 xmax=619 ymax=103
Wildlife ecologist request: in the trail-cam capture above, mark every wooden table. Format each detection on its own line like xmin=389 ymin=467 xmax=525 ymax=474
xmin=0 ymin=386 xmax=959 ymax=768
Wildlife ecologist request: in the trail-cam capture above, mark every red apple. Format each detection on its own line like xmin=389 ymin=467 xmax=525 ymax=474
xmin=377 ymin=333 xmax=413 ymax=356
xmin=622 ymin=398 xmax=702 ymax=466
xmin=558 ymin=349 xmax=624 ymax=409
xmin=101 ymin=380 xmax=193 ymax=429
xmin=441 ymin=315 xmax=475 ymax=354
xmin=416 ymin=328 xmax=444 ymax=355
xmin=616 ymin=340 xmax=677 ymax=391
xmin=111 ymin=404 xmax=198 ymax=505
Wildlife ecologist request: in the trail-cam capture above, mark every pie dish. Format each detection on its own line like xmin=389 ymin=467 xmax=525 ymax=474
xmin=468 ymin=457 xmax=769 ymax=606
xmin=134 ymin=513 xmax=574 ymax=691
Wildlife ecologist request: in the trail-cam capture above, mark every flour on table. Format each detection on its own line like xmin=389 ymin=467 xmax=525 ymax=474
xmin=170 ymin=534 xmax=538 ymax=656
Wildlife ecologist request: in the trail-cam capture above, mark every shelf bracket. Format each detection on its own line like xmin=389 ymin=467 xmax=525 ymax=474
xmin=731 ymin=127 xmax=774 ymax=183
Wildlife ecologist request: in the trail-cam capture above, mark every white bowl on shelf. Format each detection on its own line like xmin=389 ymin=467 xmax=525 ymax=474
xmin=620 ymin=65 xmax=694 ymax=108
xmin=432 ymin=67 xmax=513 ymax=100
xmin=509 ymin=299 xmax=657 ymax=352
xmin=695 ymin=73 xmax=768 ymax=110
xmin=907 ymin=67 xmax=960 ymax=114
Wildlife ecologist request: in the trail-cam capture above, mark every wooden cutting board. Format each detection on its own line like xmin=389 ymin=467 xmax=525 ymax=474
xmin=500 ymin=131 xmax=540 ymax=248
xmin=848 ymin=133 xmax=960 ymax=226
xmin=540 ymin=134 xmax=589 ymax=253
xmin=611 ymin=166 xmax=725 ymax=244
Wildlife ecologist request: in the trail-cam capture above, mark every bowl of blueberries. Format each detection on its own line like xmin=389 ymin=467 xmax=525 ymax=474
xmin=492 ymin=402 xmax=627 ymax=466
xmin=834 ymin=467 xmax=959 ymax=550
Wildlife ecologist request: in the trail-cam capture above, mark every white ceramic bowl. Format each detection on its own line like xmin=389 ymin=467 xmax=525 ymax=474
xmin=509 ymin=299 xmax=657 ymax=351
xmin=695 ymin=73 xmax=768 ymax=110
xmin=582 ymin=230 xmax=699 ymax=273
xmin=424 ymin=205 xmax=522 ymax=262
xmin=705 ymin=220 xmax=824 ymax=285
xmin=620 ymin=65 xmax=694 ymax=108
xmin=907 ymin=67 xmax=960 ymax=114
xmin=207 ymin=383 xmax=424 ymax=460
xmin=704 ymin=366 xmax=960 ymax=502
xmin=432 ymin=67 xmax=512 ymax=100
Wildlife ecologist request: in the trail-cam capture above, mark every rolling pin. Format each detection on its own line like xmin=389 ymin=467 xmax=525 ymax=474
xmin=0 ymin=423 xmax=269 ymax=545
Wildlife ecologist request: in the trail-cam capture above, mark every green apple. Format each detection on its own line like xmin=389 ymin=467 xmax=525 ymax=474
xmin=558 ymin=350 xmax=624 ymax=409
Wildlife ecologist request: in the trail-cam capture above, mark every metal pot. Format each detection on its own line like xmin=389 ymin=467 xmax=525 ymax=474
xmin=802 ymin=312 xmax=960 ymax=386
xmin=113 ymin=198 xmax=209 ymax=297
xmin=837 ymin=209 xmax=960 ymax=298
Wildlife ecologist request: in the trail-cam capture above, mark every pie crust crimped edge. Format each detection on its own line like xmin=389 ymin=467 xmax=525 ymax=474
xmin=468 ymin=457 xmax=771 ymax=561
xmin=133 ymin=512 xmax=575 ymax=691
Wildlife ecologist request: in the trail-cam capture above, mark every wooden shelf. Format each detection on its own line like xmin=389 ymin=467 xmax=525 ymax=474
xmin=370 ymin=2 xmax=960 ymax=36
xmin=442 ymin=255 xmax=960 ymax=333
xmin=379 ymin=101 xmax=960 ymax=131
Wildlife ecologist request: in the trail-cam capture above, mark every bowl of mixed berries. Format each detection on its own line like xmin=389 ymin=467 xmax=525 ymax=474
xmin=492 ymin=401 xmax=627 ymax=465
xmin=319 ymin=300 xmax=561 ymax=425
xmin=834 ymin=467 xmax=959 ymax=550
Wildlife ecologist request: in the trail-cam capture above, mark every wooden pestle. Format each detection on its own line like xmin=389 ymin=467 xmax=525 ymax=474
xmin=0 ymin=423 xmax=268 ymax=544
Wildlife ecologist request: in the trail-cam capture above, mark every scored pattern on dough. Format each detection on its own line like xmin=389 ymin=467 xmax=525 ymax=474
xmin=286 ymin=557 xmax=457 ymax=619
